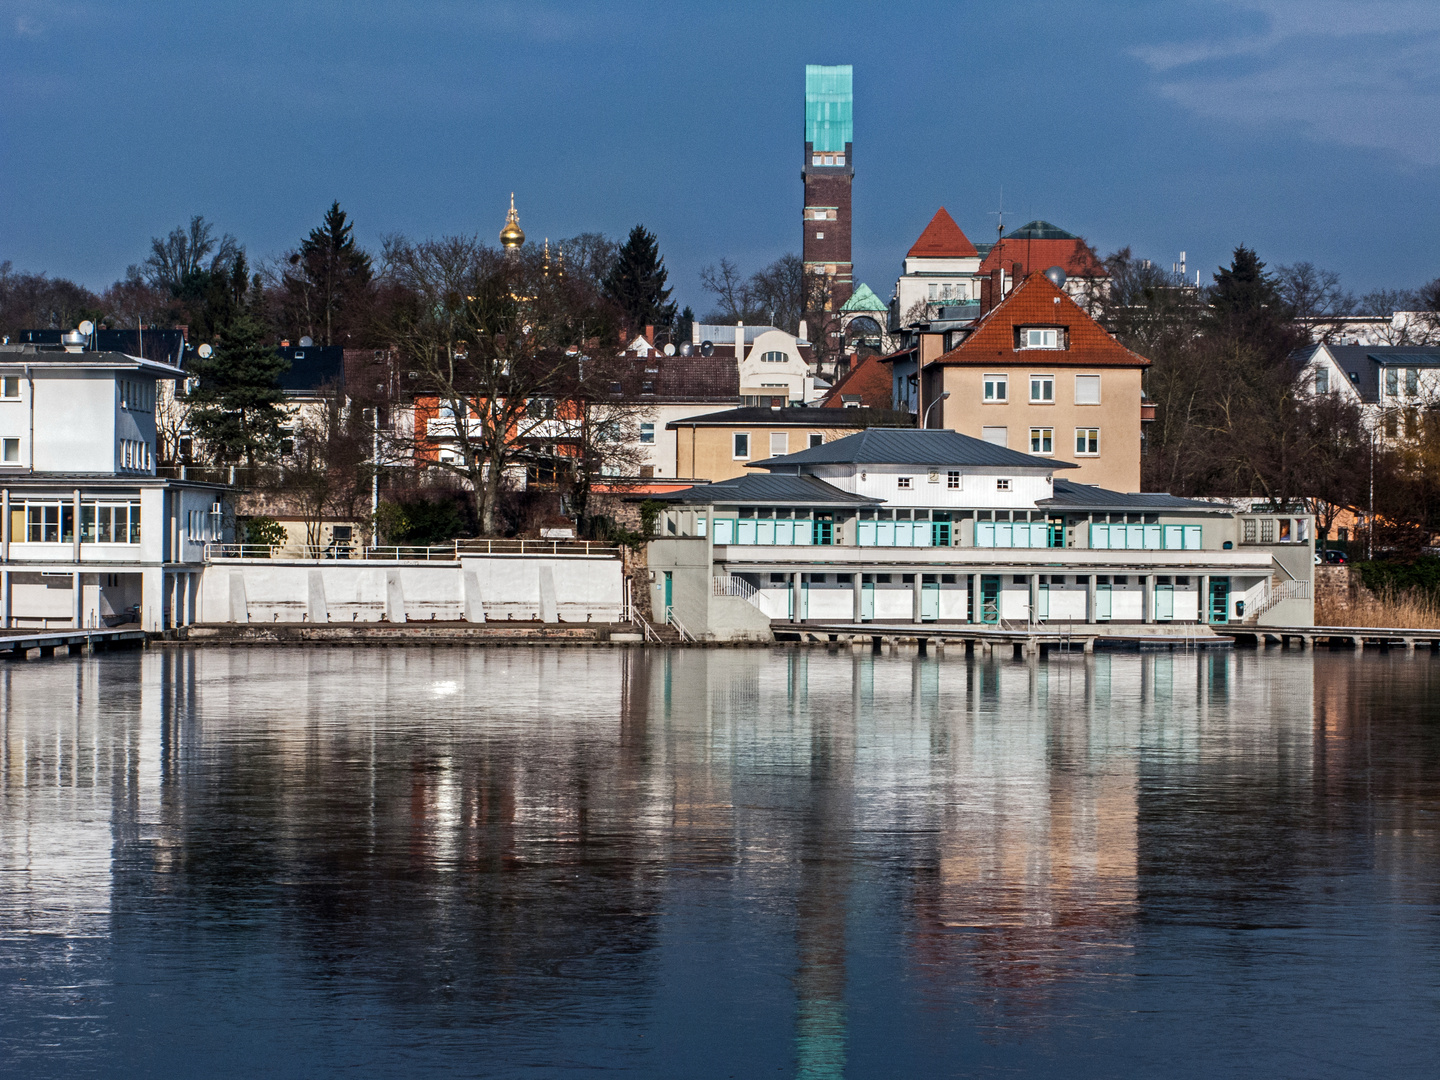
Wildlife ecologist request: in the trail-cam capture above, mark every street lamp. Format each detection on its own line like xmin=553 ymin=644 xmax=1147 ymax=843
xmin=922 ymin=391 xmax=951 ymax=429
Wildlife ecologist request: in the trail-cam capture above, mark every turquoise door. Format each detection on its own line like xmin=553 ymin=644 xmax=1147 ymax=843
xmin=1037 ymin=581 xmax=1049 ymax=620
xmin=1208 ymin=577 xmax=1230 ymax=623
xmin=663 ymin=571 xmax=672 ymax=615
xmin=1096 ymin=581 xmax=1112 ymax=620
xmin=799 ymin=578 xmax=809 ymax=619
xmin=860 ymin=579 xmax=875 ymax=620
xmin=1155 ymin=583 xmax=1174 ymax=619
xmin=980 ymin=575 xmax=1001 ymax=624
xmin=920 ymin=578 xmax=940 ymax=621
xmin=813 ymin=515 xmax=833 ymax=545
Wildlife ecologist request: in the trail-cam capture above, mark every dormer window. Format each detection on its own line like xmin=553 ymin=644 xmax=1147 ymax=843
xmin=1019 ymin=327 xmax=1062 ymax=350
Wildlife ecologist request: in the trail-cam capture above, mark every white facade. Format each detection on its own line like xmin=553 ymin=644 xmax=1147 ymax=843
xmin=894 ymin=254 xmax=982 ymax=326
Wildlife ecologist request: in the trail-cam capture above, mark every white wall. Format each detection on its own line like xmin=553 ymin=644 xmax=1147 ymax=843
xmin=809 ymin=462 xmax=1053 ymax=509
xmin=739 ymin=329 xmax=812 ymax=402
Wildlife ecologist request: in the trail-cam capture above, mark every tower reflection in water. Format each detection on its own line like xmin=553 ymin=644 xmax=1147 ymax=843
xmin=0 ymin=646 xmax=1325 ymax=1077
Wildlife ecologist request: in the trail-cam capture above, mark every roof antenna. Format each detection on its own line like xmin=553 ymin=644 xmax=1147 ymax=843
xmin=988 ymin=188 xmax=1005 ymax=248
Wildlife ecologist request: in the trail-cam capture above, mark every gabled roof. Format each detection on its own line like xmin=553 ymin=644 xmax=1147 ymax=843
xmin=749 ymin=427 xmax=1074 ymax=470
xmin=933 ymin=272 xmax=1149 ymax=369
xmin=1040 ymin=479 xmax=1227 ymax=512
xmin=979 ymin=234 xmax=1106 ymax=279
xmin=653 ymin=472 xmax=878 ymax=506
xmin=666 ymin=406 xmax=873 ymax=429
xmin=819 ymin=354 xmax=893 ymax=409
xmin=1309 ymin=344 xmax=1440 ymax=404
xmin=840 ymin=282 xmax=888 ymax=312
xmin=1005 ymin=220 xmax=1078 ymax=241
xmin=611 ymin=357 xmax=739 ymax=402
xmin=906 ymin=208 xmax=979 ymax=259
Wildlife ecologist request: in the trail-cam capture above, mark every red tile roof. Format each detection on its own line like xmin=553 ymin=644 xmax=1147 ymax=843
xmin=906 ymin=208 xmax=979 ymax=259
xmin=934 ymin=272 xmax=1148 ymax=369
xmin=820 ymin=353 xmax=893 ymax=409
xmin=978 ymin=236 xmax=1106 ymax=279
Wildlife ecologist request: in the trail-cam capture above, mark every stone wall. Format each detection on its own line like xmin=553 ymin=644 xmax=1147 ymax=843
xmin=1315 ymin=564 xmax=1359 ymax=622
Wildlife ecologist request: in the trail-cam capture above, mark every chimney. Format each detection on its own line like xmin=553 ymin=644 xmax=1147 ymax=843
xmin=798 ymin=318 xmax=809 ymax=343
xmin=980 ymin=275 xmax=992 ymax=316
xmin=736 ymin=321 xmax=745 ymax=363
xmin=1011 ymin=263 xmax=1023 ymax=295
xmin=988 ymin=269 xmax=1002 ymax=310
xmin=644 ymin=324 xmax=654 ymax=346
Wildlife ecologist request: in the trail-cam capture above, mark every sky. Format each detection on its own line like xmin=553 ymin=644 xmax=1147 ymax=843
xmin=3 ymin=0 xmax=1438 ymax=311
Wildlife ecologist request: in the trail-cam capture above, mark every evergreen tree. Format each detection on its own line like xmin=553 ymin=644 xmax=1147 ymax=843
xmin=186 ymin=309 xmax=291 ymax=466
xmin=1209 ymin=246 xmax=1301 ymax=363
xmin=602 ymin=225 xmax=676 ymax=334
xmin=284 ymin=202 xmax=374 ymax=345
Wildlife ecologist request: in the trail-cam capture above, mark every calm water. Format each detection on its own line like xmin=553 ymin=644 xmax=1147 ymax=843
xmin=1 ymin=645 xmax=1438 ymax=1078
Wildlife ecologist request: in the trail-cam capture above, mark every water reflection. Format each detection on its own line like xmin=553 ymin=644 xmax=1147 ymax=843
xmin=1 ymin=646 xmax=1438 ymax=1078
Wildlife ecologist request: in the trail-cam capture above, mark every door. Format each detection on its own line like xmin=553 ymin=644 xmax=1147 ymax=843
xmin=1208 ymin=577 xmax=1230 ymax=623
xmin=920 ymin=577 xmax=940 ymax=621
xmin=1155 ymin=583 xmax=1174 ymax=620
xmin=1037 ymin=580 xmax=1050 ymax=620
xmin=663 ymin=571 xmax=673 ymax=618
xmin=980 ymin=575 xmax=1001 ymax=624
xmin=1096 ymin=581 xmax=1112 ymax=620
xmin=813 ymin=514 xmax=833 ymax=546
xmin=931 ymin=518 xmax=951 ymax=547
xmin=861 ymin=579 xmax=875 ymax=621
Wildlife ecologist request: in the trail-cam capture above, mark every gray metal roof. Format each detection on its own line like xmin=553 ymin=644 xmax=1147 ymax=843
xmin=666 ymin=406 xmax=876 ymax=429
xmin=1312 ymin=344 xmax=1440 ymax=404
xmin=749 ymin=428 xmax=1076 ymax=470
xmin=1040 ymin=479 xmax=1226 ymax=513
xmin=652 ymin=473 xmax=880 ymax=507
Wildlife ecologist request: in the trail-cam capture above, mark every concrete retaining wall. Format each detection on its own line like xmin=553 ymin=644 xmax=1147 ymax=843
xmin=198 ymin=556 xmax=623 ymax=625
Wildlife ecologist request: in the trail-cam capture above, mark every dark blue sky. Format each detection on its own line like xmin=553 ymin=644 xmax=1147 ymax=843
xmin=4 ymin=0 xmax=1437 ymax=310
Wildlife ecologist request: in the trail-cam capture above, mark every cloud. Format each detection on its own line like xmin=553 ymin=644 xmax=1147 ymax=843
xmin=14 ymin=14 xmax=43 ymax=37
xmin=1132 ymin=0 xmax=1440 ymax=165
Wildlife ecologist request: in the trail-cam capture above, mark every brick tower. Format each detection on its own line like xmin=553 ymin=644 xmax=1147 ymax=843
xmin=803 ymin=64 xmax=854 ymax=315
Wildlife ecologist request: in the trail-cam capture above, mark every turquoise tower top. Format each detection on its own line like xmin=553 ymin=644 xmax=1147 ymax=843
xmin=805 ymin=65 xmax=853 ymax=153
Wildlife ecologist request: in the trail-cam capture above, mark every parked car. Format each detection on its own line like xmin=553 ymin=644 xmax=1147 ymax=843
xmin=1315 ymin=549 xmax=1349 ymax=564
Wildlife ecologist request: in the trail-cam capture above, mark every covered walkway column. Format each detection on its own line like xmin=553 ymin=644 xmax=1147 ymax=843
xmin=1198 ymin=573 xmax=1210 ymax=624
xmin=1144 ymin=573 xmax=1157 ymax=624
xmin=1085 ymin=574 xmax=1097 ymax=624
xmin=852 ymin=571 xmax=862 ymax=621
xmin=792 ymin=570 xmax=802 ymax=622
xmin=911 ymin=572 xmax=922 ymax=623
xmin=1028 ymin=573 xmax=1040 ymax=625
xmin=969 ymin=573 xmax=979 ymax=624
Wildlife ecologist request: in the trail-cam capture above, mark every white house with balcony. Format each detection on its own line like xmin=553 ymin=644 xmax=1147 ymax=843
xmin=644 ymin=428 xmax=1314 ymax=640
xmin=0 ymin=340 xmax=233 ymax=631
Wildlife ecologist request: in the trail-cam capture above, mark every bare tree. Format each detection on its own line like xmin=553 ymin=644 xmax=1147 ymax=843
xmin=1277 ymin=262 xmax=1354 ymax=342
xmin=279 ymin=390 xmax=370 ymax=548
xmin=380 ymin=235 xmax=619 ymax=535
xmin=138 ymin=215 xmax=241 ymax=292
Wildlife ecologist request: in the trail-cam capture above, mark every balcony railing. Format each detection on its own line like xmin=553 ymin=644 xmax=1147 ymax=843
xmin=204 ymin=539 xmax=621 ymax=561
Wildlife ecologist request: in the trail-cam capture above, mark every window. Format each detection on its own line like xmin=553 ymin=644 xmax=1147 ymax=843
xmin=1029 ymin=375 xmax=1054 ymax=403
xmin=733 ymin=432 xmax=750 ymax=459
xmin=834 ymin=154 xmax=844 ymax=166
xmin=812 ymin=154 xmax=823 ymax=166
xmin=1243 ymin=518 xmax=1257 ymax=543
xmin=760 ymin=350 xmax=787 ymax=363
xmin=996 ymin=478 xmax=1011 ymax=491
xmin=809 ymin=433 xmax=824 ymax=448
xmin=1406 ymin=409 xmax=1419 ymax=438
xmin=1 ymin=439 xmax=16 ymax=463
xmin=1385 ymin=412 xmax=1399 ymax=438
xmin=639 ymin=422 xmax=655 ymax=445
xmin=983 ymin=374 xmax=1007 ymax=402
xmin=1075 ymin=427 xmax=1099 ymax=455
xmin=981 ymin=426 xmax=1007 ymax=447
xmin=897 ymin=476 xmax=912 ymax=489
xmin=815 ymin=232 xmax=824 ymax=239
xmin=1029 ymin=427 xmax=1053 ymax=454
xmin=641 ymin=381 xmax=654 ymax=395
xmin=1 ymin=377 xmax=17 ymax=398
xmin=947 ymin=471 xmax=960 ymax=489
xmin=1020 ymin=327 xmax=1060 ymax=349
xmin=82 ymin=502 xmax=141 ymax=544
xmin=1075 ymin=374 xmax=1101 ymax=404
xmin=1386 ymin=369 xmax=1399 ymax=396
xmin=1314 ymin=367 xmax=1329 ymax=394
xmin=769 ymin=432 xmax=788 ymax=456
xmin=1407 ymin=368 xmax=1419 ymax=396
xmin=26 ymin=504 xmax=64 ymax=543
xmin=1260 ymin=518 xmax=1276 ymax=543
xmin=928 ymin=284 xmax=939 ymax=301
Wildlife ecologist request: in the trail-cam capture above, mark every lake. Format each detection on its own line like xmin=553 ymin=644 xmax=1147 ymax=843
xmin=1 ymin=645 xmax=1437 ymax=1078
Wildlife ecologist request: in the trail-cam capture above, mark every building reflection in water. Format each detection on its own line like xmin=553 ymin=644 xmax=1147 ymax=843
xmin=0 ymin=645 xmax=1336 ymax=1076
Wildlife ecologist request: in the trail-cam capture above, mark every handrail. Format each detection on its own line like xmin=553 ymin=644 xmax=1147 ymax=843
xmin=632 ymin=609 xmax=663 ymax=643
xmin=205 ymin=539 xmax=623 ymax=562
xmin=1251 ymin=578 xmax=1311 ymax=618
xmin=713 ymin=575 xmax=758 ymax=600
xmin=664 ymin=605 xmax=696 ymax=643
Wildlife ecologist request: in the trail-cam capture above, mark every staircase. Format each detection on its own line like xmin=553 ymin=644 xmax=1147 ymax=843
xmin=1245 ymin=578 xmax=1311 ymax=623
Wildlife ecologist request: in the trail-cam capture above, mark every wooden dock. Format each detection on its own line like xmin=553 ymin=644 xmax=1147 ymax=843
xmin=1221 ymin=626 xmax=1440 ymax=651
xmin=0 ymin=628 xmax=147 ymax=660
xmin=771 ymin=622 xmax=1231 ymax=657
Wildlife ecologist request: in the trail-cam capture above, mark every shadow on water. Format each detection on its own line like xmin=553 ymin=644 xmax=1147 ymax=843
xmin=1 ymin=646 xmax=1440 ymax=1078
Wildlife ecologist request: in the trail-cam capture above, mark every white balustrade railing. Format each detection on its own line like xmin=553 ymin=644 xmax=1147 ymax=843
xmin=1250 ymin=578 xmax=1311 ymax=619
xmin=713 ymin=576 xmax=758 ymax=600
xmin=205 ymin=539 xmax=622 ymax=562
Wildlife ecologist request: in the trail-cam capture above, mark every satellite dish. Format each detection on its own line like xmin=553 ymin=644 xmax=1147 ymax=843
xmin=700 ymin=339 xmax=714 ymax=357
xmin=298 ymin=336 xmax=314 ymax=347
xmin=197 ymin=343 xmax=213 ymax=359
xmin=78 ymin=320 xmax=95 ymax=337
xmin=663 ymin=343 xmax=676 ymax=357
xmin=1043 ymin=266 xmax=1067 ymax=289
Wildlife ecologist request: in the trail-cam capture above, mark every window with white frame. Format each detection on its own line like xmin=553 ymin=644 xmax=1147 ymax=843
xmin=808 ymin=432 xmax=824 ymax=448
xmin=1030 ymin=427 xmax=1053 ymax=454
xmin=733 ymin=432 xmax=750 ymax=459
xmin=1407 ymin=368 xmax=1419 ymax=395
xmin=897 ymin=476 xmax=912 ymax=489
xmin=1075 ymin=427 xmax=1100 ymax=455
xmin=1386 ymin=369 xmax=1399 ymax=396
xmin=1030 ymin=375 xmax=1054 ymax=403
xmin=26 ymin=503 xmax=65 ymax=542
xmin=1020 ymin=327 xmax=1060 ymax=349
xmin=983 ymin=374 xmax=1008 ymax=402
xmin=760 ymin=350 xmax=788 ymax=363
xmin=82 ymin=501 xmax=141 ymax=544
xmin=996 ymin=478 xmax=1011 ymax=491
xmin=1314 ymin=367 xmax=1329 ymax=394
xmin=1075 ymin=374 xmax=1101 ymax=404
xmin=769 ymin=432 xmax=788 ymax=456
xmin=1 ymin=439 xmax=17 ymax=463
xmin=639 ymin=422 xmax=655 ymax=444
xmin=947 ymin=471 xmax=960 ymax=489
xmin=1 ymin=377 xmax=18 ymax=398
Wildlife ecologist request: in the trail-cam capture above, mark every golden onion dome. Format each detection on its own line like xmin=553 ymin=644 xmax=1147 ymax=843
xmin=500 ymin=192 xmax=525 ymax=249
